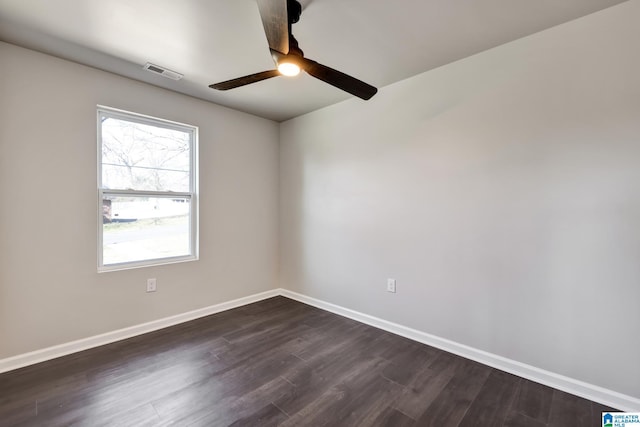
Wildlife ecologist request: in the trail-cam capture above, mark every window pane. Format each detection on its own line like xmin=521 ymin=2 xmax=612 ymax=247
xmin=102 ymin=196 xmax=191 ymax=266
xmin=101 ymin=116 xmax=191 ymax=192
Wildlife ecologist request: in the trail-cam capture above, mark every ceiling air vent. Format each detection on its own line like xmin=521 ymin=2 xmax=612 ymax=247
xmin=143 ymin=62 xmax=183 ymax=81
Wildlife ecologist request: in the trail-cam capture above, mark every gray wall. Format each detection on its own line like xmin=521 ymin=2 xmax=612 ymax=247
xmin=0 ymin=42 xmax=280 ymax=358
xmin=280 ymin=1 xmax=640 ymax=398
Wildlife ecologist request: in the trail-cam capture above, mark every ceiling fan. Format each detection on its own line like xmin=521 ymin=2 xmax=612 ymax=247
xmin=209 ymin=0 xmax=377 ymax=100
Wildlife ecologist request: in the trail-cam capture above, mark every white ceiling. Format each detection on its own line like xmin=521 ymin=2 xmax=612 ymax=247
xmin=0 ymin=0 xmax=628 ymax=121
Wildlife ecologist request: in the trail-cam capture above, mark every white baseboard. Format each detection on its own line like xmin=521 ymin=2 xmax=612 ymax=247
xmin=0 ymin=289 xmax=279 ymax=375
xmin=1 ymin=287 xmax=638 ymax=412
xmin=280 ymin=289 xmax=640 ymax=413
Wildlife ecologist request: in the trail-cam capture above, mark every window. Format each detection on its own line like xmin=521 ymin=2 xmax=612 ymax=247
xmin=98 ymin=107 xmax=198 ymax=271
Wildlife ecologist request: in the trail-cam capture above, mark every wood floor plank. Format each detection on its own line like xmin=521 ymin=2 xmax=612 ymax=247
xmin=14 ymin=401 xmax=162 ymax=427
xmin=392 ymin=352 xmax=467 ymax=420
xmin=227 ymin=403 xmax=288 ymax=426
xmin=511 ymin=379 xmax=553 ymax=424
xmin=274 ymin=354 xmax=387 ymax=416
xmin=380 ymin=338 xmax=441 ymax=387
xmin=216 ymin=321 xmax=314 ymax=366
xmin=178 ymin=377 xmax=295 ymax=426
xmin=280 ymin=361 xmax=403 ymax=427
xmin=0 ymin=400 xmax=35 ymax=427
xmin=457 ymin=369 xmax=521 ymax=426
xmin=503 ymin=411 xmax=548 ymax=427
xmin=152 ymin=351 xmax=301 ymax=422
xmin=33 ymin=355 xmax=218 ymax=425
xmin=548 ymin=389 xmax=593 ymax=427
xmin=414 ymin=359 xmax=492 ymax=427
xmin=0 ymin=297 xmax=616 ymax=427
xmin=292 ymin=321 xmax=372 ymax=363
xmin=369 ymin=406 xmax=417 ymax=427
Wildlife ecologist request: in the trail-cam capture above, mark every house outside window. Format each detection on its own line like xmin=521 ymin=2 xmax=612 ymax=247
xmin=97 ymin=106 xmax=198 ymax=271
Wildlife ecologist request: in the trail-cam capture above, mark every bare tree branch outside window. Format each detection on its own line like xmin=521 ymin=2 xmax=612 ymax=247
xmin=101 ymin=118 xmax=190 ymax=192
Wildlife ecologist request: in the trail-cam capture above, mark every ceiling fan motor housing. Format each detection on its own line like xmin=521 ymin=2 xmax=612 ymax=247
xmin=287 ymin=0 xmax=302 ymax=25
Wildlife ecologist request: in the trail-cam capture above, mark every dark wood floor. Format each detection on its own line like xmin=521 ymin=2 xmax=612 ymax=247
xmin=0 ymin=297 xmax=615 ymax=426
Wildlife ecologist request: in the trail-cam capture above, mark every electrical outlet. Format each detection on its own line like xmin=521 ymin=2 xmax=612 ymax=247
xmin=387 ymin=278 xmax=396 ymax=293
xmin=146 ymin=278 xmax=157 ymax=293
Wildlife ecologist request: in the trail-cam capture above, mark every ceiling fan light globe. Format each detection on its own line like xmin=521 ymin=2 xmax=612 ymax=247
xmin=278 ymin=62 xmax=301 ymax=77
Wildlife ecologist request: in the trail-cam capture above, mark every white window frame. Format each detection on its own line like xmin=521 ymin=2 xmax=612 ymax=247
xmin=97 ymin=106 xmax=198 ymax=272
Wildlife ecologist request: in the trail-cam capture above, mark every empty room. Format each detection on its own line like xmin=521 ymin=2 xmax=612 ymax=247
xmin=1 ymin=0 xmax=639 ymax=425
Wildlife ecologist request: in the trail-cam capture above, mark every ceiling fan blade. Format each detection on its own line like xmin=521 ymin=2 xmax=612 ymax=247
xmin=209 ymin=70 xmax=280 ymax=90
xmin=257 ymin=0 xmax=289 ymax=54
xmin=301 ymin=58 xmax=377 ymax=100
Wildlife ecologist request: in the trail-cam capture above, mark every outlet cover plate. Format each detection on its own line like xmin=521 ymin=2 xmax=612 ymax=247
xmin=387 ymin=278 xmax=396 ymax=293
